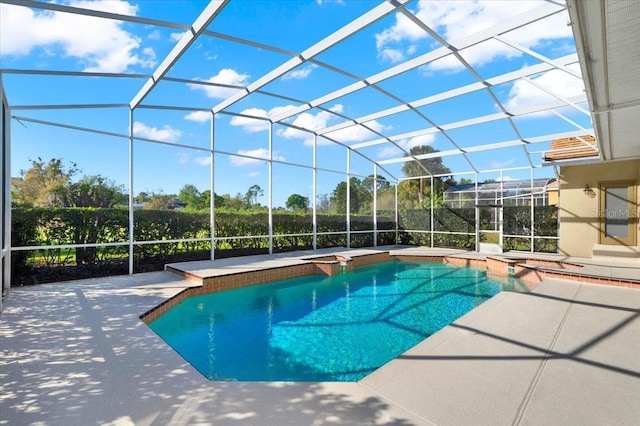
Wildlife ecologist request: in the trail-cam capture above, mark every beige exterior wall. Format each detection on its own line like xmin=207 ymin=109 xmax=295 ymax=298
xmin=558 ymin=159 xmax=640 ymax=257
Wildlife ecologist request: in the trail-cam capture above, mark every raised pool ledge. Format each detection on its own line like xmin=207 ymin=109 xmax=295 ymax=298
xmin=148 ymin=249 xmax=640 ymax=324
xmin=148 ymin=251 xmax=393 ymax=323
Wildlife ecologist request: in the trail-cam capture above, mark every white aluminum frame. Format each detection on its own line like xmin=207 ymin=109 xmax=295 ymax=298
xmin=0 ymin=0 xmax=590 ymax=288
xmin=1 ymin=75 xmax=10 ymax=309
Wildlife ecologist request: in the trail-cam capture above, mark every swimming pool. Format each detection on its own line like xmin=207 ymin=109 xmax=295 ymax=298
xmin=149 ymin=260 xmax=527 ymax=382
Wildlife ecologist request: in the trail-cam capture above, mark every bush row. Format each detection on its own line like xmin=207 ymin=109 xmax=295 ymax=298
xmin=10 ymin=209 xmax=396 ymax=284
xmin=10 ymin=206 xmax=557 ymax=285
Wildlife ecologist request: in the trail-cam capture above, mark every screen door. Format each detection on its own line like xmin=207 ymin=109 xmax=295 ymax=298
xmin=599 ymin=181 xmax=637 ymax=245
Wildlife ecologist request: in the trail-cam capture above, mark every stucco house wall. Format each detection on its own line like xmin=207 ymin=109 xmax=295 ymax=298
xmin=558 ymin=159 xmax=640 ymax=258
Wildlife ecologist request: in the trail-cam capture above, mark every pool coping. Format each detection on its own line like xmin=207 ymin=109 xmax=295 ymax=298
xmin=143 ymin=248 xmax=640 ymax=324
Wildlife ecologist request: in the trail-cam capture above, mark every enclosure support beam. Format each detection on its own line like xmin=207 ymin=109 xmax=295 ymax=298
xmin=313 ymin=135 xmax=318 ymax=251
xmin=373 ymin=165 xmax=378 ymax=247
xmin=231 ymin=0 xmax=406 ymax=117
xmin=268 ymin=123 xmax=273 ymax=255
xmin=475 ymin=173 xmax=480 ymax=252
xmin=130 ymin=0 xmax=229 ymax=109
xmin=430 ymin=176 xmax=435 ymax=248
xmin=394 ymin=184 xmax=399 ymax=245
xmin=530 ymin=170 xmax=535 ymax=252
xmin=128 ymin=108 xmax=134 ymax=275
xmin=210 ymin=111 xmax=216 ymax=261
xmin=499 ymin=171 xmax=504 ymax=250
xmin=1 ymin=77 xmax=12 ymax=305
xmin=346 ymin=149 xmax=351 ymax=249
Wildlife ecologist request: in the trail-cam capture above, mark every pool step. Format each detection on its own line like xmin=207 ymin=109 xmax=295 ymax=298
xmin=592 ymin=243 xmax=640 ymax=259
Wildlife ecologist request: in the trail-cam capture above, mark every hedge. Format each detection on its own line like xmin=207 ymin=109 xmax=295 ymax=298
xmin=10 ymin=209 xmax=395 ymax=284
xmin=10 ymin=206 xmax=557 ymax=285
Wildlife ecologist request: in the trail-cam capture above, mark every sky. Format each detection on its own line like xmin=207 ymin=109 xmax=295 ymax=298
xmin=0 ymin=0 xmax=592 ymax=207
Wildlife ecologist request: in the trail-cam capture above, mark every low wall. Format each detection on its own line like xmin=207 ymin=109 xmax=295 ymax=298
xmin=146 ymin=251 xmax=640 ymax=324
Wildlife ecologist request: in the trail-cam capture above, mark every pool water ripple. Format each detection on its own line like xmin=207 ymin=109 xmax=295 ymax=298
xmin=149 ymin=260 xmax=527 ymax=381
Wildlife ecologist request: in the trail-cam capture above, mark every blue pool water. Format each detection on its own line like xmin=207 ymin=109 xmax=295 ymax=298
xmin=149 ymin=260 xmax=527 ymax=382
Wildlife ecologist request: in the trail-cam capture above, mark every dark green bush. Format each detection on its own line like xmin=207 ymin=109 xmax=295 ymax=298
xmin=398 ymin=207 xmax=478 ymax=249
xmin=10 ymin=209 xmax=382 ymax=284
xmin=10 ymin=205 xmax=559 ymax=284
xmin=502 ymin=206 xmax=558 ymax=252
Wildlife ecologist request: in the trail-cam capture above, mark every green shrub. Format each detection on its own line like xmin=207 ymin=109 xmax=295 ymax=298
xmin=9 ymin=205 xmax=560 ymax=284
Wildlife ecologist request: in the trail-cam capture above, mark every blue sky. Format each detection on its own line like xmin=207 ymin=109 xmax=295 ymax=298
xmin=1 ymin=0 xmax=591 ymax=207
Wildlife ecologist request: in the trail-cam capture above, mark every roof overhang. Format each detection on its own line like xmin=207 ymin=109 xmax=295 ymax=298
xmin=567 ymin=0 xmax=640 ymax=162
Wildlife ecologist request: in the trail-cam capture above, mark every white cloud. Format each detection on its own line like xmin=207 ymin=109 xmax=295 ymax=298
xmin=133 ymin=121 xmax=181 ymax=142
xmin=283 ymin=64 xmax=318 ymax=80
xmin=230 ymin=108 xmax=269 ymax=133
xmin=0 ymin=1 xmax=157 ymax=72
xmin=194 ymin=156 xmax=212 ymax=166
xmin=142 ymin=47 xmax=156 ymax=61
xmin=189 ymin=68 xmax=251 ymax=99
xmin=170 ymin=31 xmax=186 ymax=41
xmin=379 ymin=48 xmax=405 ymax=63
xmin=230 ymin=105 xmax=297 ymax=133
xmin=490 ymin=157 xmax=516 ymax=168
xmin=277 ymin=105 xmax=344 ymax=145
xmin=280 ymin=111 xmax=333 ymax=145
xmin=324 ymin=120 xmax=388 ymax=144
xmin=148 ymin=30 xmax=161 ymax=40
xmin=375 ymin=1 xmax=573 ymax=71
xmin=178 ymin=153 xmax=189 ymax=164
xmin=506 ymin=64 xmax=584 ymax=111
xmin=377 ymin=134 xmax=436 ymax=158
xmin=276 ymin=105 xmax=388 ymax=147
xmin=184 ymin=111 xmax=212 ymax=123
xmin=269 ymin=105 xmax=298 ymax=118
xmin=230 ymin=148 xmax=286 ymax=167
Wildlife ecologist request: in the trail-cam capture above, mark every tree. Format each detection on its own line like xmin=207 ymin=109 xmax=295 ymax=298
xmin=220 ymin=193 xmax=247 ymax=210
xmin=136 ymin=191 xmax=151 ymax=202
xmin=62 ymin=175 xmax=126 ymax=207
xmin=316 ymin=193 xmax=332 ymax=213
xmin=362 ymin=174 xmax=390 ymax=193
xmin=401 ymin=146 xmax=452 ymax=207
xmin=178 ymin=184 xmax=210 ymax=211
xmin=244 ymin=184 xmax=264 ymax=206
xmin=286 ymin=194 xmax=309 ymax=211
xmin=397 ymin=180 xmax=421 ymax=209
xmin=11 ymin=157 xmax=79 ymax=207
xmin=361 ymin=174 xmax=396 ymax=210
xmin=205 ymin=190 xmax=226 ymax=209
xmin=330 ymin=177 xmax=372 ymax=215
xmin=331 ymin=181 xmax=349 ymax=214
xmin=200 ymin=189 xmax=212 ymax=209
xmin=375 ymin=184 xmax=396 ymax=210
xmin=144 ymin=194 xmax=176 ymax=210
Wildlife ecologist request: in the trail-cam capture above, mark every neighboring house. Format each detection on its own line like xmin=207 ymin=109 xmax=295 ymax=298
xmin=545 ymin=180 xmax=559 ymax=207
xmin=444 ymin=178 xmax=558 ymax=209
xmin=133 ymin=199 xmax=187 ymax=210
xmin=172 ymin=199 xmax=187 ymax=209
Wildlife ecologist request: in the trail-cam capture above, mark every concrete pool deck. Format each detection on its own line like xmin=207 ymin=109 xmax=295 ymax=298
xmin=1 ymin=247 xmax=639 ymax=425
